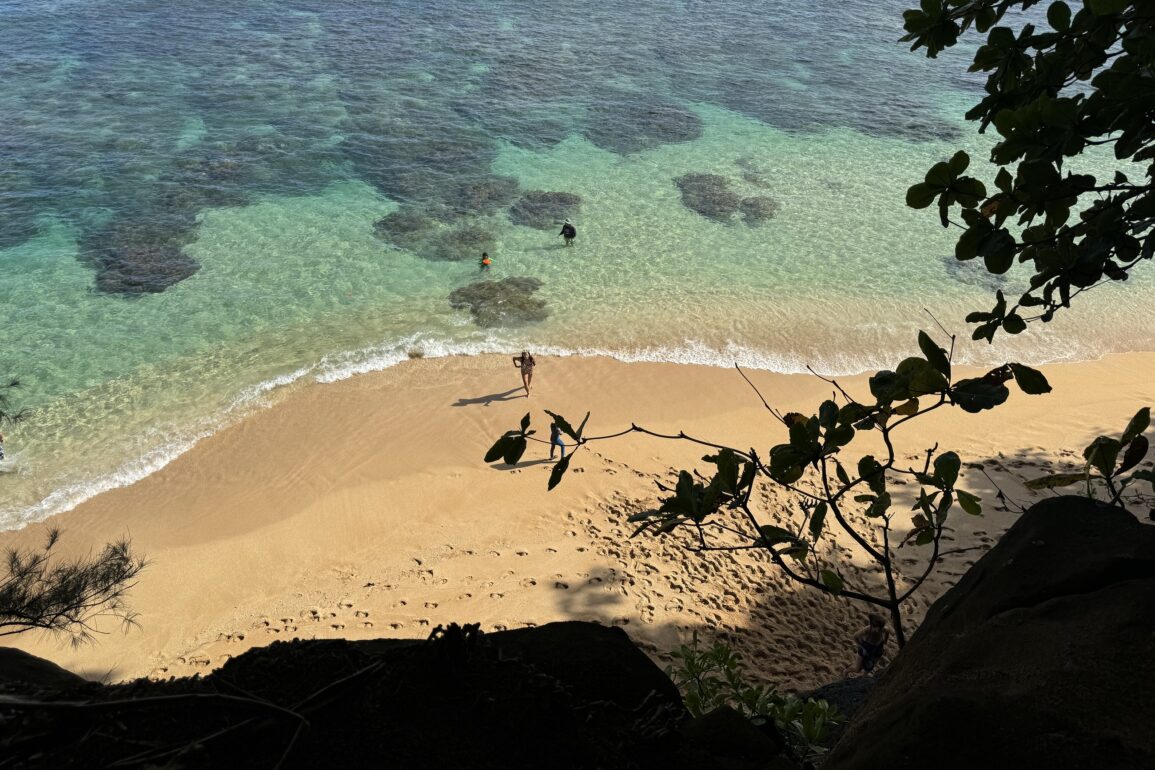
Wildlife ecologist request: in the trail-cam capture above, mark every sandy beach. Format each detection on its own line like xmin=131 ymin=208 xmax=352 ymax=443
xmin=2 ymin=352 xmax=1152 ymax=690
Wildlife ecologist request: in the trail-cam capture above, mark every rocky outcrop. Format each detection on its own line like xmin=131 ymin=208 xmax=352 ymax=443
xmin=825 ymin=497 xmax=1155 ymax=770
xmin=1 ymin=621 xmax=800 ymax=770
xmin=448 ymin=276 xmax=549 ymax=327
xmin=507 ymin=191 xmax=582 ymax=231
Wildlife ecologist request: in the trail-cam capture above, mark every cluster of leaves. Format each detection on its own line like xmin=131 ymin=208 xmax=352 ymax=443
xmin=902 ymin=1 xmax=1155 ymax=340
xmin=487 ymin=331 xmax=1051 ymax=645
xmin=0 ymin=527 xmax=147 ymax=646
xmin=1026 ymin=406 xmax=1154 ymax=516
xmin=666 ymin=634 xmax=843 ymax=765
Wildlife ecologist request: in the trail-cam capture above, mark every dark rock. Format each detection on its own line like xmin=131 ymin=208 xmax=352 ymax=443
xmin=674 ymin=174 xmax=741 ymax=223
xmin=373 ymin=207 xmax=438 ymax=249
xmin=428 ymin=225 xmax=497 ymax=262
xmin=508 ymin=191 xmax=582 ymax=231
xmin=83 ymin=219 xmax=201 ymax=295
xmin=0 ymin=647 xmax=87 ymax=690
xmin=446 ymin=175 xmax=520 ymax=217
xmin=739 ymin=196 xmax=780 ymax=226
xmin=825 ymin=497 xmax=1155 ymax=770
xmin=448 ymin=276 xmax=548 ymax=327
xmin=1 ymin=621 xmax=800 ymax=769
xmin=679 ymin=706 xmax=792 ymax=769
xmin=584 ymin=95 xmax=703 ymax=155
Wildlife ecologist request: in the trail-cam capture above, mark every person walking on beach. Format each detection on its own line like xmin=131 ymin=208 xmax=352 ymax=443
xmin=549 ymin=423 xmax=566 ymax=460
xmin=513 ymin=350 xmax=535 ymax=396
xmin=851 ymin=614 xmax=889 ymax=674
xmin=559 ymin=219 xmax=576 ymax=247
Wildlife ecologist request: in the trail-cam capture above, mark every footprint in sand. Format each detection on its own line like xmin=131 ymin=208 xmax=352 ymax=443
xmin=457 ymin=592 xmax=473 ymax=600
xmin=493 ymin=623 xmax=508 ymax=631
xmin=393 ymin=599 xmax=408 ymax=608
xmin=354 ymin=610 xmax=370 ymax=618
xmin=424 ymin=602 xmax=438 ymax=609
xmin=520 ymin=578 xmax=537 ymax=588
xmin=362 ymin=621 xmax=374 ymax=629
xmin=490 ymin=592 xmax=504 ymax=599
xmin=546 ymin=547 xmax=558 ymax=554
xmin=331 ymin=623 xmax=345 ymax=631
xmin=554 ymin=581 xmax=569 ymax=590
xmin=390 ymin=622 xmax=404 ymax=630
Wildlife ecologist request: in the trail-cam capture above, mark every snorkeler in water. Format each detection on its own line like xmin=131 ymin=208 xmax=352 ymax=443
xmin=479 ymin=252 xmax=492 ymax=271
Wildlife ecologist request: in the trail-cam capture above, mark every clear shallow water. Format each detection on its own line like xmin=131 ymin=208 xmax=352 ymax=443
xmin=1 ymin=0 xmax=1151 ymax=526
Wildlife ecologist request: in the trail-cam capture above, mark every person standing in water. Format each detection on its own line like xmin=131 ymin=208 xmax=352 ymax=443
xmin=479 ymin=252 xmax=492 ymax=271
xmin=512 ymin=351 xmax=535 ymax=396
xmin=559 ymin=219 xmax=576 ymax=246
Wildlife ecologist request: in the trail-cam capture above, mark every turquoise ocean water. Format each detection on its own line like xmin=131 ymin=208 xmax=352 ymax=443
xmin=1 ymin=0 xmax=1151 ymax=527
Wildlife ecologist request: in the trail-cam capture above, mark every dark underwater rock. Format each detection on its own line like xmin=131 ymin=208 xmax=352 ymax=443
xmin=584 ymin=96 xmax=703 ymax=155
xmin=825 ymin=497 xmax=1155 ymax=770
xmin=448 ymin=276 xmax=548 ymax=327
xmin=373 ymin=207 xmax=438 ymax=249
xmin=429 ymin=225 xmax=497 ymax=262
xmin=739 ymin=196 xmax=780 ymax=226
xmin=83 ymin=217 xmax=201 ymax=295
xmin=508 ymin=191 xmax=582 ymax=230
xmin=445 ymin=175 xmax=520 ymax=217
xmin=674 ymin=174 xmax=741 ymax=223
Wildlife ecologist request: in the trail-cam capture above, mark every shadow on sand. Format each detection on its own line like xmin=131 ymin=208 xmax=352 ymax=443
xmin=453 ymin=387 xmax=525 ymax=407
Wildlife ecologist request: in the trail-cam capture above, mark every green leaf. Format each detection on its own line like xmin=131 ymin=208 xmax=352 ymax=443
xmin=1121 ymin=407 xmax=1151 ymax=445
xmin=907 ymin=182 xmax=938 ymax=209
xmin=1088 ymin=0 xmax=1129 ymax=14
xmin=918 ymin=330 xmax=951 ymax=378
xmin=951 ymin=378 xmax=1010 ymax=413
xmin=956 ymin=489 xmax=982 ymax=515
xmin=1047 ymin=1 xmax=1070 ymax=30
xmin=809 ymin=502 xmax=828 ymax=541
xmin=896 ymin=356 xmax=949 ymax=396
xmin=894 ymin=398 xmax=920 ymax=416
xmin=547 ymin=453 xmax=572 ymax=491
xmin=819 ymin=569 xmax=844 ymax=594
xmin=758 ymin=525 xmax=799 ymax=547
xmin=865 ymin=492 xmax=893 ymax=518
xmin=1118 ymin=435 xmax=1149 ymax=475
xmin=934 ymin=451 xmax=961 ymax=487
xmin=1023 ymin=472 xmax=1089 ymax=490
xmin=858 ymin=455 xmax=886 ymax=494
xmin=502 ymin=435 xmax=527 ymax=465
xmin=484 ymin=434 xmax=515 ymax=463
xmin=948 ymin=150 xmax=970 ymax=176
xmin=1002 ymin=314 xmax=1026 ymax=334
xmin=1008 ymin=363 xmax=1052 ymax=395
xmin=1083 ymin=436 xmax=1122 ymax=478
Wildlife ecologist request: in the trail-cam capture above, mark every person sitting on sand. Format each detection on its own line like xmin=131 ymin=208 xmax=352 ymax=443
xmin=550 ymin=423 xmax=566 ymax=460
xmin=512 ymin=351 xmax=535 ymax=396
xmin=559 ymin=219 xmax=576 ymax=246
xmin=853 ymin=613 xmax=889 ymax=674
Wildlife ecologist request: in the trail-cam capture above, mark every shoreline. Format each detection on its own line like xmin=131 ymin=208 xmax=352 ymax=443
xmin=2 ymin=352 xmax=1152 ymax=689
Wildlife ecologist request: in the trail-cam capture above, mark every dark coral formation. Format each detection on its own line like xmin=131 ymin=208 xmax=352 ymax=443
xmin=738 ymin=196 xmax=780 ymax=226
xmin=449 ymin=276 xmax=548 ymax=327
xmin=445 ymin=175 xmax=520 ymax=217
xmin=584 ymin=96 xmax=703 ymax=155
xmin=373 ymin=207 xmax=438 ymax=249
xmin=429 ymin=225 xmax=497 ymax=262
xmin=82 ymin=216 xmax=202 ymax=294
xmin=508 ymin=191 xmax=582 ymax=231
xmin=674 ymin=174 xmax=742 ymax=223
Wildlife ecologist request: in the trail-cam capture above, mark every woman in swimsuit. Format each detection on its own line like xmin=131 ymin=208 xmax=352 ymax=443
xmin=513 ymin=351 xmax=535 ymax=396
xmin=854 ymin=613 xmax=889 ymax=674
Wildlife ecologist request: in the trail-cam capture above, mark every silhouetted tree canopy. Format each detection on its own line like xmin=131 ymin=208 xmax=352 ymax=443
xmin=902 ymin=0 xmax=1154 ymax=340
